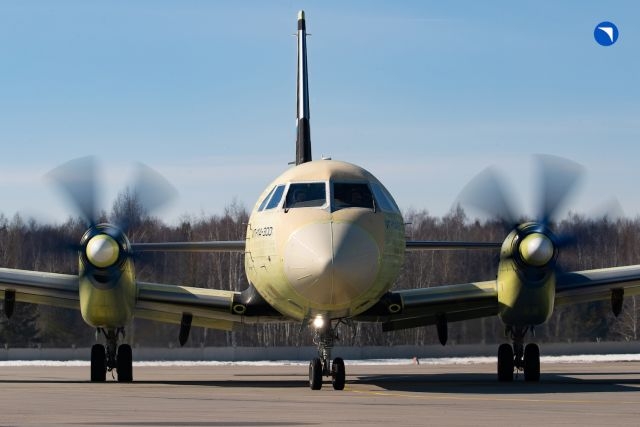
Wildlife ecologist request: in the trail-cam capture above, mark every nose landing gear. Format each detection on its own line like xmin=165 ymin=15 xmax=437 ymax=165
xmin=308 ymin=319 xmax=346 ymax=390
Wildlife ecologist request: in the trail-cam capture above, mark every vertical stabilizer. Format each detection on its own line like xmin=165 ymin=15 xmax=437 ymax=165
xmin=295 ymin=10 xmax=312 ymax=165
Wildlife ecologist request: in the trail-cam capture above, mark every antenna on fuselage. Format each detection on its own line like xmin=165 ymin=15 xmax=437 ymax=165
xmin=295 ymin=10 xmax=312 ymax=165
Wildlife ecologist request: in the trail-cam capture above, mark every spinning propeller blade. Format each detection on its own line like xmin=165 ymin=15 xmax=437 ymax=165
xmin=47 ymin=156 xmax=177 ymax=232
xmin=46 ymin=156 xmax=100 ymax=227
xmin=455 ymin=166 xmax=519 ymax=228
xmin=458 ymin=155 xmax=585 ymax=231
xmin=536 ymin=154 xmax=584 ymax=227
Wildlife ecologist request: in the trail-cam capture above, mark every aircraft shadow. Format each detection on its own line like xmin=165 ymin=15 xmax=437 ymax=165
xmin=355 ymin=372 xmax=640 ymax=394
xmin=1 ymin=371 xmax=640 ymax=394
xmin=0 ymin=378 xmax=308 ymax=388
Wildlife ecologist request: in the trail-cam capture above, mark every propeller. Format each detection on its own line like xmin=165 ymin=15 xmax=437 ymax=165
xmin=456 ymin=154 xmax=586 ymax=272
xmin=457 ymin=154 xmax=585 ymax=230
xmin=47 ymin=156 xmax=177 ymax=231
xmin=46 ymin=156 xmax=177 ymax=275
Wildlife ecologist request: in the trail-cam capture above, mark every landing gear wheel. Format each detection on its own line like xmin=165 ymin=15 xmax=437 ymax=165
xmin=523 ymin=343 xmax=540 ymax=382
xmin=331 ymin=357 xmax=345 ymax=390
xmin=497 ymin=343 xmax=514 ymax=382
xmin=117 ymin=344 xmax=133 ymax=382
xmin=309 ymin=357 xmax=323 ymax=390
xmin=90 ymin=344 xmax=106 ymax=382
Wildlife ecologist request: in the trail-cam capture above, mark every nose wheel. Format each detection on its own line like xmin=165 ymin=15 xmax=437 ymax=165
xmin=308 ymin=357 xmax=346 ymax=390
xmin=309 ymin=358 xmax=322 ymax=390
xmin=331 ymin=357 xmax=346 ymax=390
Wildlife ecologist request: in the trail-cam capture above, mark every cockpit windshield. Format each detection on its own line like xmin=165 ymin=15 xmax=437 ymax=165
xmin=284 ymin=183 xmax=327 ymax=209
xmin=260 ymin=179 xmax=398 ymax=213
xmin=333 ymin=183 xmax=374 ymax=210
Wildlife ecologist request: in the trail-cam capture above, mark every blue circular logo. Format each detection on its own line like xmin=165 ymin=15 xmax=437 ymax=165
xmin=594 ymin=21 xmax=619 ymax=46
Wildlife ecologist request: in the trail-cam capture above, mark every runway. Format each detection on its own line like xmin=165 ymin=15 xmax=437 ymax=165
xmin=1 ymin=361 xmax=640 ymax=426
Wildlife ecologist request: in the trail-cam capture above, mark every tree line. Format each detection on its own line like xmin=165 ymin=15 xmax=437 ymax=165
xmin=1 ymin=193 xmax=639 ymax=348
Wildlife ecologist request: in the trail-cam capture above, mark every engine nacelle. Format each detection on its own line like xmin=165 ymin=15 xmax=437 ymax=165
xmin=78 ymin=224 xmax=136 ymax=328
xmin=497 ymin=222 xmax=557 ymax=327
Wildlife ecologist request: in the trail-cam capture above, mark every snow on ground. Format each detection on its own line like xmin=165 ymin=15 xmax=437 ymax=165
xmin=2 ymin=354 xmax=640 ymax=367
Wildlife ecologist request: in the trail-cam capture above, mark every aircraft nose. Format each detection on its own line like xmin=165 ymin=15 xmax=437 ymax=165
xmin=283 ymin=222 xmax=380 ymax=306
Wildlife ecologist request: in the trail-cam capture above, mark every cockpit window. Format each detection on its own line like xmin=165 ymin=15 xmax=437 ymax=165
xmin=333 ymin=183 xmax=374 ymax=210
xmin=257 ymin=186 xmax=276 ymax=211
xmin=265 ymin=185 xmax=286 ymax=210
xmin=370 ymin=183 xmax=400 ymax=213
xmin=285 ymin=183 xmax=326 ymax=208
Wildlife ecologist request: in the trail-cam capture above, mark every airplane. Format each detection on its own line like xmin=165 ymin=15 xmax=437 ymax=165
xmin=2 ymin=10 xmax=640 ymax=390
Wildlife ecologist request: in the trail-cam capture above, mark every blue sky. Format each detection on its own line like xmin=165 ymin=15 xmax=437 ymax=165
xmin=1 ymin=1 xmax=638 ymax=224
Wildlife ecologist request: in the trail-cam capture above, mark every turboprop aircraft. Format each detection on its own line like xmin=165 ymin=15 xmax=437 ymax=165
xmin=2 ymin=10 xmax=640 ymax=390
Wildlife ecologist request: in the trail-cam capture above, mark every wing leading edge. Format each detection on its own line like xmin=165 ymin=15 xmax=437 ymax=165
xmin=406 ymin=241 xmax=501 ymax=251
xmin=132 ymin=240 xmax=501 ymax=253
xmin=131 ymin=241 xmax=245 ymax=253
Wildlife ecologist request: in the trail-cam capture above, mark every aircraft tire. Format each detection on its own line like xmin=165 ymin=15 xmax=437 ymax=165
xmin=497 ymin=343 xmax=514 ymax=382
xmin=331 ymin=357 xmax=345 ymax=390
xmin=90 ymin=344 xmax=106 ymax=382
xmin=117 ymin=344 xmax=133 ymax=382
xmin=309 ymin=358 xmax=323 ymax=390
xmin=523 ymin=343 xmax=540 ymax=382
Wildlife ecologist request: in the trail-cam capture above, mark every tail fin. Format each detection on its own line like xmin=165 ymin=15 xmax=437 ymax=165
xmin=295 ymin=10 xmax=312 ymax=165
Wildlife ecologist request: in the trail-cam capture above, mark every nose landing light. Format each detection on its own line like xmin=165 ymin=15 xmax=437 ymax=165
xmin=312 ymin=314 xmax=325 ymax=329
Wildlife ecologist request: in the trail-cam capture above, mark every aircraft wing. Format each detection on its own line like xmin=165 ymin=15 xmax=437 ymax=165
xmin=358 ymin=264 xmax=640 ymax=332
xmin=134 ymin=281 xmax=240 ymax=331
xmin=555 ymin=265 xmax=640 ymax=305
xmin=356 ymin=280 xmax=499 ymax=331
xmin=405 ymin=241 xmax=501 ymax=251
xmin=6 ymin=260 xmax=640 ymax=337
xmin=0 ymin=268 xmax=79 ymax=310
xmin=0 ymin=267 xmax=285 ymax=332
xmin=131 ymin=240 xmax=502 ymax=252
xmin=133 ymin=281 xmax=285 ymax=331
xmin=131 ymin=241 xmax=245 ymax=253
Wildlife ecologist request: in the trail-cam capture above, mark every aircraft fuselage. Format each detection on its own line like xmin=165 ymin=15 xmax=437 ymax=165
xmin=245 ymin=160 xmax=405 ymax=321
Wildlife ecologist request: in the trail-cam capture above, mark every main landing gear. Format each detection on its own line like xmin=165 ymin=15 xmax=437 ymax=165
xmin=497 ymin=326 xmax=540 ymax=382
xmin=91 ymin=328 xmax=133 ymax=382
xmin=308 ymin=320 xmax=346 ymax=390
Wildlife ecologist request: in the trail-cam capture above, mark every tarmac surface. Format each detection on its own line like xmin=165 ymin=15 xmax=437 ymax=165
xmin=1 ymin=361 xmax=640 ymax=426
